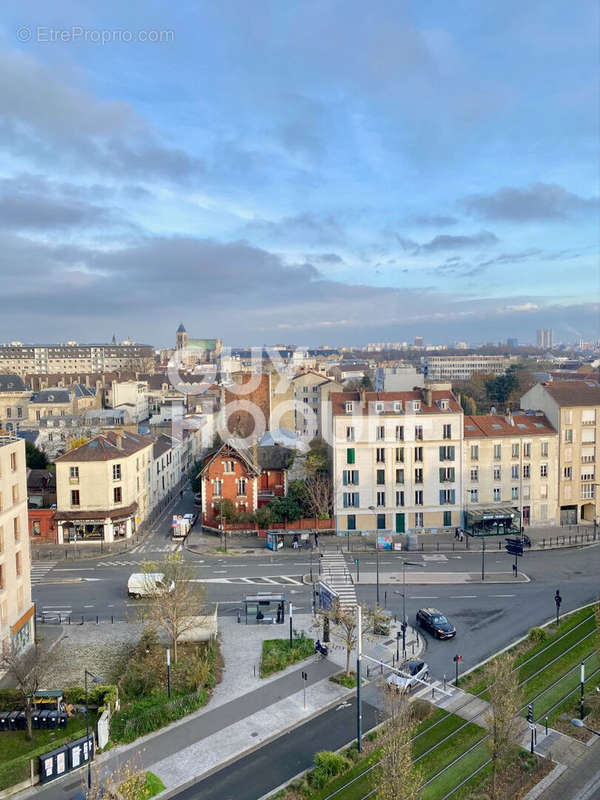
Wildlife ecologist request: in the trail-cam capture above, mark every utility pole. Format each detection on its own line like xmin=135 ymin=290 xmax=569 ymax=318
xmin=289 ymin=601 xmax=293 ymax=648
xmin=376 ymin=546 xmax=380 ymax=605
xmin=580 ymin=662 xmax=585 ymax=720
xmin=356 ymin=605 xmax=362 ymax=752
xmin=481 ymin=536 xmax=485 ymax=581
xmin=527 ymin=702 xmax=534 ymax=754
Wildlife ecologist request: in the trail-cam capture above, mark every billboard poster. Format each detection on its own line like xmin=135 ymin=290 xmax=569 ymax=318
xmin=377 ymin=534 xmax=393 ymax=550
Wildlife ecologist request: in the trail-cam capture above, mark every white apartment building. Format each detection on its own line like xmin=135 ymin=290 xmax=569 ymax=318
xmin=0 ymin=374 xmax=30 ymax=433
xmin=270 ymin=371 xmax=342 ymax=442
xmin=332 ymin=389 xmax=464 ymax=535
xmin=111 ymin=381 xmax=149 ymax=423
xmin=152 ymin=433 xmax=184 ymax=506
xmin=374 ymin=365 xmax=424 ymax=392
xmin=424 ymin=355 xmax=516 ymax=381
xmin=463 ymin=412 xmax=559 ymax=529
xmin=0 ymin=436 xmax=34 ymax=664
xmin=0 ymin=342 xmax=155 ymax=376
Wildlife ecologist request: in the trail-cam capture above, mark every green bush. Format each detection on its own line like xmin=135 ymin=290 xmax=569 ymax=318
xmin=0 ymin=689 xmax=22 ymax=710
xmin=63 ymin=686 xmax=86 ymax=705
xmin=260 ymin=635 xmax=315 ymax=677
xmin=528 ymin=627 xmax=547 ymax=643
xmin=311 ymin=751 xmax=349 ymax=789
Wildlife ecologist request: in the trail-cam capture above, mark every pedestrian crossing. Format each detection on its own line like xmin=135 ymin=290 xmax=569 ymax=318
xmin=96 ymin=559 xmax=142 ymax=567
xmin=197 ymin=575 xmax=304 ymax=586
xmin=30 ymin=562 xmax=58 ymax=584
xmin=130 ymin=541 xmax=181 ymax=554
xmin=320 ymin=553 xmax=357 ymax=610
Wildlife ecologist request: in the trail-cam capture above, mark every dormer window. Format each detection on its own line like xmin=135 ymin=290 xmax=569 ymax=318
xmin=375 ymin=402 xmax=384 ymax=413
xmin=413 ymin=400 xmax=421 ymax=412
xmin=393 ymin=402 xmax=402 ymax=412
xmin=440 ymin=399 xmax=449 ymax=410
xmin=345 ymin=402 xmax=354 ymax=413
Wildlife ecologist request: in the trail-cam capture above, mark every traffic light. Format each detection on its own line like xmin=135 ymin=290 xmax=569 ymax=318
xmin=505 ymin=537 xmax=524 ymax=557
xmin=453 ymin=654 xmax=462 ymax=663
xmin=527 ymin=703 xmax=534 ymax=723
xmin=401 ymin=621 xmax=407 ymax=633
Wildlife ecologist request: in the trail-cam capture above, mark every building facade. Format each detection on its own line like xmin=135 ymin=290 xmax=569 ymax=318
xmin=0 ymin=436 xmax=35 ymax=665
xmin=536 ymin=329 xmax=554 ymax=349
xmin=0 ymin=342 xmax=155 ymax=376
xmin=0 ymin=374 xmax=30 ymax=433
xmin=463 ymin=412 xmax=559 ymax=528
xmin=521 ymin=382 xmax=600 ymax=524
xmin=332 ymin=389 xmax=464 ymax=535
xmin=54 ymin=431 xmax=154 ymax=542
xmin=424 ymin=355 xmax=516 ymax=381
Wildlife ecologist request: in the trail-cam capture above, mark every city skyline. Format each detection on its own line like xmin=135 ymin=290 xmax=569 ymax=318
xmin=0 ymin=1 xmax=598 ymax=345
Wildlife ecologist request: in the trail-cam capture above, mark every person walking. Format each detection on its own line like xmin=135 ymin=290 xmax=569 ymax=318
xmin=314 ymin=531 xmax=319 ymax=549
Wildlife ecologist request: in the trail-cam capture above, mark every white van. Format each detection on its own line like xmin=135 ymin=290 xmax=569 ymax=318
xmin=127 ymin=573 xmax=175 ymax=599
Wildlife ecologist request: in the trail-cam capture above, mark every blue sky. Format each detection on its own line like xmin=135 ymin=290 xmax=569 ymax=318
xmin=0 ymin=0 xmax=598 ymax=347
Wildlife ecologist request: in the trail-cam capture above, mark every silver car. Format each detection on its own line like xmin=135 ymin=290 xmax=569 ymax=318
xmin=386 ymin=660 xmax=430 ymax=693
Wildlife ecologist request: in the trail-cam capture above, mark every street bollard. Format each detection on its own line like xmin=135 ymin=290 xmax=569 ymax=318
xmin=111 ymin=615 xmax=114 ymax=624
xmin=68 ymin=616 xmax=71 ymax=625
xmin=545 ymin=716 xmax=548 ymax=736
xmin=96 ymin=615 xmax=99 ymax=624
xmin=81 ymin=615 xmax=84 ymax=625
xmin=443 ymin=674 xmax=447 ymax=691
xmin=432 ymin=686 xmax=435 ymax=699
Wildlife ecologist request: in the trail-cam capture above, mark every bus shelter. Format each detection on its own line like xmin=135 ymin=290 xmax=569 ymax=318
xmin=466 ymin=507 xmax=521 ymax=537
xmin=244 ymin=594 xmax=286 ymax=624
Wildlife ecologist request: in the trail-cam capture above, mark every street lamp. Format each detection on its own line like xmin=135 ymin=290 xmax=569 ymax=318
xmin=396 ymin=560 xmax=425 ymax=660
xmin=571 ymin=718 xmax=600 ymax=736
xmin=84 ymin=669 xmax=102 ymax=790
xmin=368 ymin=506 xmax=380 ymax=606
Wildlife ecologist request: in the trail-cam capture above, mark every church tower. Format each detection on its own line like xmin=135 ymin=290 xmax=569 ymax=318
xmin=176 ymin=323 xmax=188 ymax=351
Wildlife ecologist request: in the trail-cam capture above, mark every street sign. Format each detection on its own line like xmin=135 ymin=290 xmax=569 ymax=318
xmin=505 ymin=542 xmax=523 ymax=556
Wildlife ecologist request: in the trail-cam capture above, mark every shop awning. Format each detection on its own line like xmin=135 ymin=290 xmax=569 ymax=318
xmin=466 ymin=506 xmax=520 ymax=524
xmin=56 ymin=502 xmax=137 ymax=522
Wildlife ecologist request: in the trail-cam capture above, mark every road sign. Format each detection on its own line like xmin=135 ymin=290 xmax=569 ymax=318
xmin=505 ymin=542 xmax=523 ymax=556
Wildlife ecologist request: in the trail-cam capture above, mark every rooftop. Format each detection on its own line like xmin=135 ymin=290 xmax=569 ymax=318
xmin=55 ymin=431 xmax=154 ymax=462
xmin=331 ymin=389 xmax=461 ymax=416
xmin=464 ymin=412 xmax=556 ymax=438
xmin=0 ymin=373 xmax=28 ymax=392
xmin=540 ymin=380 xmax=600 ymax=407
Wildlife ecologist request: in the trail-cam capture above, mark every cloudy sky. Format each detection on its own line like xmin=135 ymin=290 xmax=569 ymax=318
xmin=0 ymin=1 xmax=598 ymax=348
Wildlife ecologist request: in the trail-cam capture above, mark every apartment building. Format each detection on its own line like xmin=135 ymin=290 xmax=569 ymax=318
xmin=54 ymin=431 xmax=154 ymax=542
xmin=0 ymin=342 xmax=155 ymax=376
xmin=332 ymin=389 xmax=464 ymax=535
xmin=0 ymin=374 xmax=30 ymax=433
xmin=0 ymin=436 xmax=34 ymax=664
xmin=424 ymin=355 xmax=516 ymax=381
xmin=374 ymin=365 xmax=424 ymax=392
xmin=110 ymin=380 xmax=149 ymax=423
xmin=463 ymin=412 xmax=559 ymax=529
xmin=270 ymin=371 xmax=343 ymax=442
xmin=521 ymin=381 xmax=600 ymax=524
xmin=152 ymin=434 xmax=184 ymax=507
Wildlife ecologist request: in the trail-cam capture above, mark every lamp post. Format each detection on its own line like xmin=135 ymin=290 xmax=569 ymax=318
xmin=167 ymin=648 xmax=172 ymax=699
xmin=580 ymin=662 xmax=585 ymax=720
xmin=356 ymin=604 xmax=363 ymax=753
xmin=84 ymin=669 xmax=102 ymax=790
xmin=368 ymin=506 xmax=380 ymax=605
xmin=481 ymin=536 xmax=486 ymax=581
xmin=571 ymin=718 xmax=600 ymax=736
xmin=397 ymin=560 xmax=425 ymax=660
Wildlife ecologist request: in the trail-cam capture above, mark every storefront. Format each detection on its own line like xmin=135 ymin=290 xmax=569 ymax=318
xmin=465 ymin=506 xmax=521 ymax=537
xmin=56 ymin=503 xmax=137 ymax=543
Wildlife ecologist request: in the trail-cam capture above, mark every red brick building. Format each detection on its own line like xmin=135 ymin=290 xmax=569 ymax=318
xmin=200 ymin=442 xmax=293 ymax=524
xmin=28 ymin=509 xmax=57 ymax=542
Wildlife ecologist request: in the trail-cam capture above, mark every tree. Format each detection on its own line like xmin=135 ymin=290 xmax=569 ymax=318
xmin=190 ymin=459 xmax=203 ymax=494
xmin=359 ymin=375 xmax=374 ymax=391
xmin=215 ymin=497 xmax=237 ymax=523
xmin=374 ymin=692 xmax=422 ymax=800
xmin=139 ymin=553 xmax=207 ymax=663
xmin=267 ymin=495 xmax=302 ymax=522
xmin=484 ymin=653 xmax=522 ymax=799
xmin=320 ymin=601 xmax=369 ymax=678
xmin=0 ymin=643 xmax=49 ymax=740
xmin=69 ymin=436 xmax=89 ymax=451
xmin=303 ymin=474 xmax=333 ymax=518
xmin=306 ymin=437 xmax=330 ymax=476
xmin=460 ymin=394 xmax=477 ymax=417
xmin=25 ymin=441 xmax=48 ymax=469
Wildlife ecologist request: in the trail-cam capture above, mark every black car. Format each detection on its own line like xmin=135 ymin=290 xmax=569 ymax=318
xmin=416 ymin=608 xmax=456 ymax=639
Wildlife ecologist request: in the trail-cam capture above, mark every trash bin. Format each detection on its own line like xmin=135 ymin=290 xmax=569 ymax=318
xmin=0 ymin=711 xmax=9 ymax=731
xmin=47 ymin=711 xmax=58 ymax=729
xmin=32 ymin=711 xmax=40 ymax=729
xmin=38 ymin=710 xmax=51 ymax=729
xmin=59 ymin=712 xmax=68 ymax=728
xmin=7 ymin=711 xmax=20 ymax=730
xmin=15 ymin=711 xmax=27 ymax=730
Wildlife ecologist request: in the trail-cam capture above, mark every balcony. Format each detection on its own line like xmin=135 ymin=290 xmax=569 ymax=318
xmin=582 ymin=419 xmax=596 ymax=426
xmin=69 ymin=477 xmax=79 ymax=485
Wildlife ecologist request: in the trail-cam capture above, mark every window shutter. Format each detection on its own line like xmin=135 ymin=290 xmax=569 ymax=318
xmin=449 ymin=467 xmax=455 ymax=482
xmin=439 ymin=490 xmax=444 ymax=505
xmin=343 ymin=471 xmax=348 ymax=486
xmin=450 ymin=489 xmax=455 ymax=504
xmin=343 ymin=493 xmax=348 ymax=508
xmin=439 ymin=445 xmax=444 ymax=461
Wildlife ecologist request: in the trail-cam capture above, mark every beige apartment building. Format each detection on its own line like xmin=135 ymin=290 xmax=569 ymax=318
xmin=54 ymin=431 xmax=154 ymax=543
xmin=0 ymin=375 xmax=30 ymax=434
xmin=0 ymin=436 xmax=34 ymax=664
xmin=0 ymin=342 xmax=155 ymax=376
xmin=521 ymin=381 xmax=600 ymax=525
xmin=463 ymin=412 xmax=559 ymax=529
xmin=332 ymin=389 xmax=464 ymax=535
xmin=269 ymin=371 xmax=342 ymax=442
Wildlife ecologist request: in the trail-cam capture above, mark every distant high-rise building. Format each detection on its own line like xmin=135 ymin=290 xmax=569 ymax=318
xmin=507 ymin=338 xmax=519 ymax=348
xmin=536 ymin=329 xmax=553 ymax=349
xmin=414 ymin=336 xmax=424 ymax=348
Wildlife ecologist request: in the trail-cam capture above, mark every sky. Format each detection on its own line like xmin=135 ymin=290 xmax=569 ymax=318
xmin=0 ymin=0 xmax=598 ymax=348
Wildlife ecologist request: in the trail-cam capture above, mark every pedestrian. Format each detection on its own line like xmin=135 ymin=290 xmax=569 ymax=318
xmin=459 ymin=530 xmax=464 ymax=542
xmin=293 ymin=534 xmax=299 ymax=550
xmin=314 ymin=532 xmax=319 ymax=549
xmin=179 ymin=489 xmax=183 ymax=500
xmin=454 ymin=528 xmax=459 ymax=540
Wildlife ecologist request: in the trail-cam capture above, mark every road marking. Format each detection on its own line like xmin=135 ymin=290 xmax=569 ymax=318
xmin=41 ymin=605 xmax=72 ymax=609
xmin=213 ymin=570 xmax=227 ymax=574
xmin=54 ymin=568 xmax=96 ymax=571
xmin=490 ymin=594 xmax=515 ymax=598
xmin=422 ymin=554 xmax=448 ymax=562
xmin=409 ymin=596 xmax=439 ymax=599
xmin=449 ymin=595 xmax=477 ymax=598
xmin=84 ymin=605 xmax=95 ymax=608
xmin=336 ymin=702 xmax=351 ymax=710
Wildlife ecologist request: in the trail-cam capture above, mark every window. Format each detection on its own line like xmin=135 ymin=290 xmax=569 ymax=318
xmin=224 ymin=460 xmax=235 ymax=473
xmin=347 ymin=448 xmax=355 ymax=465
xmin=343 ymin=470 xmax=359 ymax=485
xmin=511 ymin=487 xmax=519 ymax=500
xmin=582 ymin=485 xmax=595 ymax=499
xmin=0 ymin=564 xmax=3 ymax=590
xmin=443 ymin=510 xmax=452 ymax=526
xmin=440 ymin=489 xmax=456 ymax=504
xmin=439 ymin=445 xmax=455 ymax=461
xmin=414 ymin=447 xmax=423 ymax=461
xmin=395 ymin=468 xmax=404 ymax=484
xmin=395 ymin=425 xmax=404 ymax=441
xmin=540 ymin=484 xmax=548 ymax=499
xmin=440 ymin=467 xmax=456 ymax=482
xmin=71 ymin=490 xmax=80 ymax=506
xmin=113 ymin=487 xmax=122 ymax=503
xmin=214 ymin=478 xmax=222 ymax=496
xmin=443 ymin=424 xmax=452 ymax=440
xmin=511 ymin=465 xmax=519 ymax=479
xmin=376 ymin=447 xmax=385 ymax=463
xmin=581 ymin=470 xmax=595 ymax=482
xmin=414 ymin=468 xmax=423 ymax=483
xmin=493 ymin=466 xmax=501 ymax=481
xmin=564 ymin=429 xmax=573 ymax=443
xmin=377 ymin=513 xmax=386 ymax=530
xmin=13 ymin=516 xmax=20 ymax=541
xmin=70 ymin=466 xmax=79 ymax=479
xmin=375 ymin=402 xmax=384 ymax=413
xmin=346 ymin=426 xmax=355 ymax=441
xmin=395 ymin=447 xmax=404 ymax=462
xmin=564 ymin=466 xmax=572 ymax=480
xmin=395 ymin=490 xmax=405 ymax=506
xmin=376 ymin=469 xmax=385 ymax=485
xmin=541 ymin=441 xmax=548 ymax=458
xmin=17 ymin=407 xmax=22 ymax=418
xmin=10 ymin=453 xmax=16 ymax=472
xmin=470 ymin=444 xmax=479 ymax=461
xmin=5 ymin=408 xmax=10 ymax=418
xmin=238 ymin=478 xmax=247 ymax=495
xmin=415 ymin=490 xmax=423 ymax=505
xmin=347 ymin=514 xmax=356 ymax=530
xmin=413 ymin=401 xmax=421 ymax=412
xmin=112 ymin=464 xmax=121 ymax=480
xmin=376 ymin=425 xmax=385 ymax=441
xmin=343 ymin=492 xmax=360 ymax=507
xmin=540 ymin=464 xmax=548 ymax=478
xmin=523 ymin=442 xmax=531 ymax=457
xmin=415 ymin=426 xmax=423 ymax=441
xmin=512 ymin=443 xmax=520 ymax=458
xmin=493 ymin=444 xmax=501 ymax=460
xmin=470 ymin=489 xmax=478 ymax=503
xmin=15 ymin=552 xmax=22 ymax=577
xmin=345 ymin=402 xmax=354 ymax=413
xmin=522 ymin=464 xmax=530 ymax=478
xmin=493 ymin=487 xmax=501 ymax=502
xmin=414 ymin=512 xmax=424 ymax=527
xmin=376 ymin=491 xmax=386 ymax=506
xmin=564 ymin=410 xmax=573 ymax=424
xmin=470 ymin=468 xmax=478 ymax=482
xmin=440 ymin=399 xmax=449 ymax=411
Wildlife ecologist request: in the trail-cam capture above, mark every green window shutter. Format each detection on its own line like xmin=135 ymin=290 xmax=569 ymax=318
xmin=449 ymin=467 xmax=455 ymax=482
xmin=439 ymin=467 xmax=444 ymax=483
xmin=439 ymin=445 xmax=444 ymax=461
xmin=347 ymin=447 xmax=355 ymax=464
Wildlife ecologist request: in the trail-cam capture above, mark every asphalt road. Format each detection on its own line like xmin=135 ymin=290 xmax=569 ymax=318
xmin=177 ymin=697 xmax=381 ymax=800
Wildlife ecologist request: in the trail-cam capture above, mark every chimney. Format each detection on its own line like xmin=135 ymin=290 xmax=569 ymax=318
xmin=115 ymin=432 xmax=124 ymax=449
xmin=424 ymin=388 xmax=432 ymax=407
xmin=505 ymin=409 xmax=514 ymax=426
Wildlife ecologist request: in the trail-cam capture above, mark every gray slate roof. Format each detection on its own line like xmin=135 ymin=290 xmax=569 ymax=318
xmin=31 ymin=388 xmax=71 ymax=404
xmin=0 ymin=373 xmax=28 ymax=392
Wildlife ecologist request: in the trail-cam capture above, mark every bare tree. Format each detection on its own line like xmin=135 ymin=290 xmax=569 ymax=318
xmin=484 ymin=653 xmax=522 ymax=799
xmin=0 ymin=643 xmax=48 ymax=740
xmin=139 ymin=553 xmax=206 ymax=663
xmin=374 ymin=691 xmax=422 ymax=800
xmin=320 ymin=601 xmax=369 ymax=678
xmin=303 ymin=474 xmax=333 ymax=518
xmin=86 ymin=755 xmax=149 ymax=800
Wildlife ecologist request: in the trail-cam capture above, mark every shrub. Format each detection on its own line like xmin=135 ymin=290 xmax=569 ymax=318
xmin=313 ymin=750 xmax=349 ymax=778
xmin=0 ymin=689 xmax=22 ymax=710
xmin=528 ymin=627 xmax=547 ymax=643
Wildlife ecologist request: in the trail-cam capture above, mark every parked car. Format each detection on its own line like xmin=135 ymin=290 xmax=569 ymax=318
xmin=127 ymin=573 xmax=175 ymax=599
xmin=183 ymin=512 xmax=197 ymax=528
xmin=416 ymin=608 xmax=456 ymax=639
xmin=193 ymin=493 xmax=202 ymax=507
xmin=386 ymin=660 xmax=430 ymax=693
